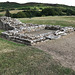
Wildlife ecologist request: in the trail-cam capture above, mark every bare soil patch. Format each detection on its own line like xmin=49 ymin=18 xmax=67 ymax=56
xmin=27 ymin=29 xmax=55 ymax=35
xmin=34 ymin=32 xmax=75 ymax=70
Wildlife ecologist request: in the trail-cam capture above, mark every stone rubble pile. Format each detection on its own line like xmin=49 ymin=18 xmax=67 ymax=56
xmin=0 ymin=16 xmax=75 ymax=45
xmin=2 ymin=30 xmax=53 ymax=45
xmin=0 ymin=16 xmax=46 ymax=32
xmin=18 ymin=25 xmax=46 ymax=33
xmin=0 ymin=16 xmax=26 ymax=30
xmin=45 ymin=25 xmax=62 ymax=30
xmin=60 ymin=27 xmax=75 ymax=33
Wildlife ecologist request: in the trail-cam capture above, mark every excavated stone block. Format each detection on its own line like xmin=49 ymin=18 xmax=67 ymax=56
xmin=46 ymin=34 xmax=61 ymax=40
xmin=54 ymin=30 xmax=67 ymax=36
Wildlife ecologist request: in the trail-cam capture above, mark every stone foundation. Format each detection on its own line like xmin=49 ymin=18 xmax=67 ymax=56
xmin=0 ymin=16 xmax=75 ymax=45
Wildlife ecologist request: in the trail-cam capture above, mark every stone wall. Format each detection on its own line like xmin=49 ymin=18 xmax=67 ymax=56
xmin=0 ymin=16 xmax=75 ymax=45
xmin=2 ymin=25 xmax=75 ymax=45
xmin=0 ymin=16 xmax=46 ymax=32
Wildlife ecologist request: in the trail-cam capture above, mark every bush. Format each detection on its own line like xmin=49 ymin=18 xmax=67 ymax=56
xmin=42 ymin=8 xmax=56 ymax=16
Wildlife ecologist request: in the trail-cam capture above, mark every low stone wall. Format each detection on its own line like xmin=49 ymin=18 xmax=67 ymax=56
xmin=0 ymin=16 xmax=46 ymax=32
xmin=2 ymin=26 xmax=75 ymax=45
xmin=0 ymin=20 xmax=14 ymax=30
xmin=0 ymin=16 xmax=25 ymax=30
xmin=1 ymin=30 xmax=51 ymax=45
xmin=0 ymin=16 xmax=75 ymax=45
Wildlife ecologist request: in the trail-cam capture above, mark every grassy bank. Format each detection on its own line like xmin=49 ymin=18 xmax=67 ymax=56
xmin=0 ymin=38 xmax=75 ymax=75
xmin=19 ymin=16 xmax=75 ymax=27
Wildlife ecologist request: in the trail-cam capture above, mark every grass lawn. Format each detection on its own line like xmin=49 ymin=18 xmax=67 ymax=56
xmin=0 ymin=16 xmax=75 ymax=75
xmin=19 ymin=16 xmax=75 ymax=27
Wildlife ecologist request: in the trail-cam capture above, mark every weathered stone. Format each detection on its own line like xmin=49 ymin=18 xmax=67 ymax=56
xmin=54 ymin=30 xmax=67 ymax=36
xmin=60 ymin=27 xmax=74 ymax=33
xmin=45 ymin=25 xmax=61 ymax=30
xmin=0 ymin=16 xmax=75 ymax=45
xmin=46 ymin=34 xmax=61 ymax=40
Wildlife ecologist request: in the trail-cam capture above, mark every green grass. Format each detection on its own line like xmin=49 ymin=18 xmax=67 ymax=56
xmin=0 ymin=29 xmax=5 ymax=34
xmin=0 ymin=36 xmax=75 ymax=75
xmin=19 ymin=16 xmax=75 ymax=27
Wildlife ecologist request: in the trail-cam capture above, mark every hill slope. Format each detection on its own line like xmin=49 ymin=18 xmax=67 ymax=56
xmin=0 ymin=2 xmax=75 ymax=9
xmin=0 ymin=2 xmax=75 ymax=17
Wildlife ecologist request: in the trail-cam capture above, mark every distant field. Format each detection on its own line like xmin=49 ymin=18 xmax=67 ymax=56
xmin=0 ymin=10 xmax=23 ymax=16
xmin=19 ymin=16 xmax=75 ymax=27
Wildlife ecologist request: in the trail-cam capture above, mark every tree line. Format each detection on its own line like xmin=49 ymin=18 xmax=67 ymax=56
xmin=5 ymin=7 xmax=75 ymax=18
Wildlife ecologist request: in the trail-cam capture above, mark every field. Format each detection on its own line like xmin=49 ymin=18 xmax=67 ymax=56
xmin=19 ymin=16 xmax=75 ymax=27
xmin=0 ymin=10 xmax=23 ymax=16
xmin=0 ymin=16 xmax=75 ymax=75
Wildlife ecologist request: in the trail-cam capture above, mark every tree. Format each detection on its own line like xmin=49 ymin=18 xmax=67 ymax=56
xmin=5 ymin=9 xmax=11 ymax=17
xmin=42 ymin=8 xmax=56 ymax=16
xmin=17 ymin=12 xmax=26 ymax=18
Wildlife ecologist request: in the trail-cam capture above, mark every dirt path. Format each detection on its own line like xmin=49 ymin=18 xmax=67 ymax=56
xmin=34 ymin=32 xmax=75 ymax=70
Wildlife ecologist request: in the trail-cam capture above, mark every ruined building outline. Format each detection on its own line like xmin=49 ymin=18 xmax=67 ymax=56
xmin=0 ymin=16 xmax=75 ymax=45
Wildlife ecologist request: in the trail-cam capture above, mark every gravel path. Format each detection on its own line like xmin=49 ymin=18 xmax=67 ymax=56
xmin=34 ymin=32 xmax=75 ymax=70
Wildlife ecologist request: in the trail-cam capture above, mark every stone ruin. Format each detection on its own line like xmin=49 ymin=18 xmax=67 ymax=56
xmin=0 ymin=16 xmax=75 ymax=45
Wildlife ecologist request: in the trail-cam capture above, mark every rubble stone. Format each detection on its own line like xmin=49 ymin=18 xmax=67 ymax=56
xmin=0 ymin=16 xmax=75 ymax=45
xmin=54 ymin=30 xmax=67 ymax=36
